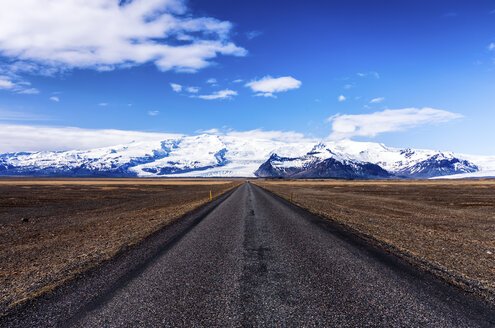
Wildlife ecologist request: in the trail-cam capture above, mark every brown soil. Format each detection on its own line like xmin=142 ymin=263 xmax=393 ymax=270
xmin=253 ymin=179 xmax=495 ymax=302
xmin=0 ymin=178 xmax=241 ymax=314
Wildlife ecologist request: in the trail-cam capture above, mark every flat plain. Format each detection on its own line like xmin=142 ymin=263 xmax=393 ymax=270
xmin=0 ymin=178 xmax=239 ymax=315
xmin=254 ymin=179 xmax=495 ymax=303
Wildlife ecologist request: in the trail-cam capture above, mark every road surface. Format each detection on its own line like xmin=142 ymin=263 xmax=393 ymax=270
xmin=2 ymin=182 xmax=494 ymax=327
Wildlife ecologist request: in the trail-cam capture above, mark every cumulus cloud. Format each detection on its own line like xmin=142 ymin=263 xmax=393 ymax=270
xmin=245 ymin=76 xmax=301 ymax=97
xmin=197 ymin=89 xmax=237 ymax=100
xmin=0 ymin=0 xmax=246 ymax=74
xmin=50 ymin=96 xmax=60 ymax=102
xmin=327 ymin=107 xmax=462 ymax=139
xmin=0 ymin=124 xmax=182 ymax=152
xmin=170 ymin=83 xmax=182 ymax=92
xmin=148 ymin=110 xmax=160 ymax=116
xmin=338 ymin=95 xmax=346 ymax=102
xmin=370 ymin=97 xmax=385 ymax=103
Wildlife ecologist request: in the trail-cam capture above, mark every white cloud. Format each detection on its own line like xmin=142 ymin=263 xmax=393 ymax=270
xmin=98 ymin=102 xmax=108 ymax=107
xmin=186 ymin=86 xmax=199 ymax=93
xmin=232 ymin=79 xmax=243 ymax=83
xmin=370 ymin=97 xmax=385 ymax=103
xmin=254 ymin=92 xmax=275 ymax=98
xmin=225 ymin=129 xmax=310 ymax=143
xmin=0 ymin=76 xmax=15 ymax=89
xmin=245 ymin=76 xmax=301 ymax=97
xmin=199 ymin=127 xmax=313 ymax=143
xmin=50 ymin=96 xmax=60 ymax=102
xmin=197 ymin=89 xmax=237 ymax=100
xmin=0 ymin=75 xmax=39 ymax=94
xmin=343 ymin=84 xmax=353 ymax=89
xmin=357 ymin=71 xmax=380 ymax=79
xmin=0 ymin=0 xmax=246 ymax=74
xmin=338 ymin=94 xmax=346 ymax=102
xmin=148 ymin=110 xmax=159 ymax=116
xmin=170 ymin=83 xmax=182 ymax=92
xmin=0 ymin=124 xmax=315 ymax=153
xmin=0 ymin=124 xmax=182 ymax=152
xmin=488 ymin=43 xmax=495 ymax=51
xmin=207 ymin=78 xmax=217 ymax=84
xmin=17 ymin=88 xmax=40 ymax=95
xmin=328 ymin=107 xmax=462 ymax=140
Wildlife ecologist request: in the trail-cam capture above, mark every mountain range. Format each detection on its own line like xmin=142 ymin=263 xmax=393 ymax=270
xmin=1 ymin=134 xmax=494 ymax=179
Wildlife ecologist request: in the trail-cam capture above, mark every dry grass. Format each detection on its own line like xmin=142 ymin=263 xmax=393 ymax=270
xmin=0 ymin=178 xmax=242 ymax=314
xmin=254 ymin=179 xmax=495 ymax=301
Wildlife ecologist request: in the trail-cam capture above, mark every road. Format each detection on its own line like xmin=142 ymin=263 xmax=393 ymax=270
xmin=2 ymin=182 xmax=494 ymax=327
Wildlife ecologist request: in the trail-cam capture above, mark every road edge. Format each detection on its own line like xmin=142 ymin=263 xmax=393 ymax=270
xmin=252 ymin=182 xmax=495 ymax=308
xmin=0 ymin=183 xmax=242 ymax=326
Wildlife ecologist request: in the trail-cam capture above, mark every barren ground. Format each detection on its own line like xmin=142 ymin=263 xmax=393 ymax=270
xmin=0 ymin=178 xmax=240 ymax=315
xmin=253 ymin=179 xmax=495 ymax=303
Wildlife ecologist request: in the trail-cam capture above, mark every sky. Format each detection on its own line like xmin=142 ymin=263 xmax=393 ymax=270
xmin=0 ymin=0 xmax=495 ymax=155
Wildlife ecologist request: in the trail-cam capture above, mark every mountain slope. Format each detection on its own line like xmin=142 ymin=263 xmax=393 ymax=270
xmin=0 ymin=135 xmax=492 ymax=179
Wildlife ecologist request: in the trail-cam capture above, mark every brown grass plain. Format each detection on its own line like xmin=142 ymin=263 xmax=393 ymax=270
xmin=0 ymin=178 xmax=241 ymax=315
xmin=253 ymin=179 xmax=495 ymax=303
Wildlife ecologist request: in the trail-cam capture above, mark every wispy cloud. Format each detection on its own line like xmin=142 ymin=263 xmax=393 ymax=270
xmin=245 ymin=76 xmax=301 ymax=97
xmin=197 ymin=89 xmax=237 ymax=100
xmin=0 ymin=109 xmax=50 ymax=122
xmin=207 ymin=78 xmax=217 ymax=84
xmin=246 ymin=30 xmax=262 ymax=40
xmin=50 ymin=96 xmax=60 ymax=102
xmin=327 ymin=107 xmax=462 ymax=139
xmin=370 ymin=97 xmax=385 ymax=104
xmin=199 ymin=127 xmax=313 ymax=143
xmin=170 ymin=83 xmax=182 ymax=92
xmin=0 ymin=0 xmax=246 ymax=74
xmin=148 ymin=110 xmax=159 ymax=116
xmin=0 ymin=75 xmax=39 ymax=94
xmin=233 ymin=79 xmax=243 ymax=83
xmin=17 ymin=88 xmax=39 ymax=95
xmin=186 ymin=86 xmax=199 ymax=93
xmin=338 ymin=95 xmax=346 ymax=102
xmin=488 ymin=43 xmax=495 ymax=51
xmin=98 ymin=102 xmax=108 ymax=107
xmin=357 ymin=71 xmax=380 ymax=79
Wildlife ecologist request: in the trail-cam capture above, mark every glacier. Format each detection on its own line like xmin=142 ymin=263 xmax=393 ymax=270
xmin=0 ymin=134 xmax=494 ymax=179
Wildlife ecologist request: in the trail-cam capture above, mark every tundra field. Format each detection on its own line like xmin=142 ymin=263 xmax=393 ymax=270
xmin=1 ymin=178 xmax=494 ymax=317
xmin=0 ymin=178 xmax=240 ymax=316
xmin=253 ymin=179 xmax=495 ymax=303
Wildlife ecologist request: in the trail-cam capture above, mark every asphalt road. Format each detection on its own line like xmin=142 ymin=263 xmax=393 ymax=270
xmin=2 ymin=182 xmax=494 ymax=327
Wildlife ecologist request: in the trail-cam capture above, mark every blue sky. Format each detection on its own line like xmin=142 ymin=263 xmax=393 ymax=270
xmin=0 ymin=0 xmax=494 ymax=154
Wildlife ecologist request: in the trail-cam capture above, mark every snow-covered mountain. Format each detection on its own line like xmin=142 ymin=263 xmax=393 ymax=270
xmin=0 ymin=134 xmax=493 ymax=179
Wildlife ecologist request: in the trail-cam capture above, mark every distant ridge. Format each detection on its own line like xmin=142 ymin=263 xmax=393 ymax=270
xmin=1 ymin=134 xmax=494 ymax=179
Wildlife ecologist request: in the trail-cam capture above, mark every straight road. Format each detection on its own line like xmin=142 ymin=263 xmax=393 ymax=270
xmin=2 ymin=182 xmax=494 ymax=327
